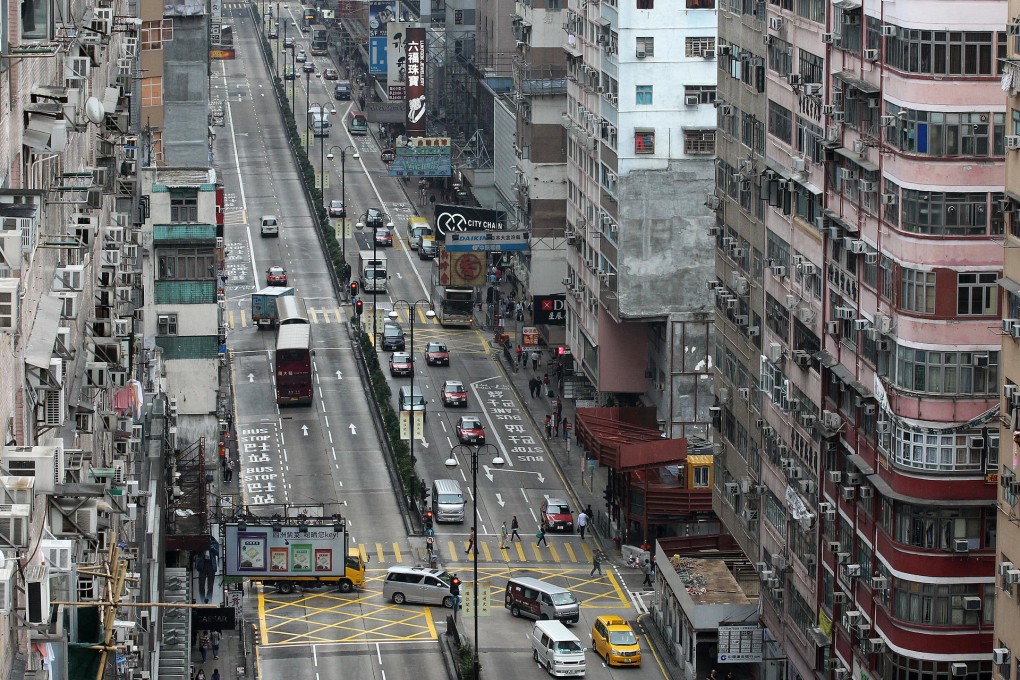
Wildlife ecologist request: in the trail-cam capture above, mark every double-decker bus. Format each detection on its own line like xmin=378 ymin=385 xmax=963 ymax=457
xmin=276 ymin=296 xmax=309 ymax=326
xmin=310 ymin=24 xmax=328 ymax=55
xmin=276 ymin=324 xmax=313 ymax=405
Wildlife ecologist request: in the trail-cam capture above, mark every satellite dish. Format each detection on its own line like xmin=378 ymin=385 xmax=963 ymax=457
xmin=84 ymin=97 xmax=105 ymax=125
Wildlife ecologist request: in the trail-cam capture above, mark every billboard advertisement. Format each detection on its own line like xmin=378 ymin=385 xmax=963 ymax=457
xmin=389 ymin=146 xmax=452 ymax=177
xmin=368 ymin=0 xmax=398 ymax=36
xmin=386 ymin=22 xmax=409 ymax=100
xmin=533 ymin=294 xmax=567 ymax=325
xmin=405 ymin=26 xmax=427 ymax=137
xmin=436 ymin=249 xmax=486 ymax=287
xmin=369 ymin=37 xmax=387 ymax=76
xmin=223 ymin=523 xmax=347 ymax=578
xmin=433 ymin=204 xmax=508 ymax=237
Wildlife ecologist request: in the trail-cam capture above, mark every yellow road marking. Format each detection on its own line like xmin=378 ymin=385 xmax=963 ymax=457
xmin=581 ymin=543 xmax=593 ymax=561
xmin=239 ymin=310 xmax=247 ymax=327
xmin=531 ymin=544 xmax=543 ymax=561
xmin=480 ymin=542 xmax=492 ymax=562
xmin=227 ymin=310 xmax=235 ymax=328
xmin=332 ymin=307 xmax=344 ymax=323
xmin=514 ymin=541 xmax=527 ymax=561
xmin=447 ymin=540 xmax=458 ymax=561
xmin=375 ymin=543 xmax=385 ymax=563
xmin=392 ymin=542 xmax=402 ymax=562
xmin=258 ymin=585 xmax=268 ymax=645
xmin=547 ymin=543 xmax=561 ymax=563
xmin=358 ymin=543 xmax=367 ymax=560
xmin=564 ymin=543 xmax=577 ymax=563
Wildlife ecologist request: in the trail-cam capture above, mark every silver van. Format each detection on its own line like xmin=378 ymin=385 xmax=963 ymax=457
xmin=398 ymin=385 xmax=426 ymax=413
xmin=506 ymin=576 xmax=579 ymax=624
xmin=531 ymin=620 xmax=586 ymax=677
xmin=383 ymin=566 xmax=453 ymax=607
xmin=260 ymin=215 xmax=279 ymax=237
xmin=432 ymin=479 xmax=465 ymax=523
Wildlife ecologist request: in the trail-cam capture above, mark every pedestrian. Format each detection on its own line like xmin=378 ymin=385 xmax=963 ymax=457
xmin=585 ymin=504 xmax=594 ymax=520
xmin=515 ymin=345 xmax=523 ymax=365
xmin=536 ymin=524 xmax=548 ymax=547
xmin=545 ymin=415 xmax=552 ymax=438
xmin=198 ymin=630 xmax=209 ymax=663
xmin=210 ymin=629 xmax=221 ymax=659
xmin=466 ymin=527 xmax=476 ymax=556
xmin=224 ymin=458 xmax=234 ymax=483
xmin=590 ymin=550 xmax=603 ymax=577
xmin=511 ymin=516 xmax=521 ymax=542
xmin=531 ymin=350 xmax=540 ymax=371
xmin=195 ymin=670 xmax=206 ymax=680
xmin=211 ymin=670 xmax=220 ymax=680
xmin=533 ymin=378 xmax=541 ymax=398
xmin=577 ymin=511 xmax=588 ymax=539
xmin=426 ymin=535 xmax=435 ymax=557
xmin=709 ymin=669 xmax=718 ymax=680
xmin=562 ymin=419 xmax=571 ymax=443
xmin=642 ymin=559 xmax=653 ymax=587
xmin=553 ymin=417 xmax=560 ymax=438
xmin=500 ymin=521 xmax=508 ymax=549
xmin=650 ymin=555 xmax=657 ymax=578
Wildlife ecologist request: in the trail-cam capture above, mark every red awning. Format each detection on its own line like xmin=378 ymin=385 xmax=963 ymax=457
xmin=575 ymin=407 xmax=687 ymax=469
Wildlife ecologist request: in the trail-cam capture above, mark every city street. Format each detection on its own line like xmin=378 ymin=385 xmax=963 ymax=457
xmin=212 ymin=3 xmax=668 ymax=679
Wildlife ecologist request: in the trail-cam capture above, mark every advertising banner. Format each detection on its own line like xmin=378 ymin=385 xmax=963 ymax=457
xmin=404 ymin=26 xmax=427 ymax=136
xmin=386 ymin=22 xmax=409 ymax=100
xmin=436 ymin=249 xmax=486 ymax=287
xmin=368 ymin=0 xmax=397 ymax=36
xmin=369 ymin=37 xmax=387 ymax=76
xmin=433 ymin=204 xmax=508 ymax=237
xmin=388 ymin=146 xmax=452 ymax=177
xmin=532 ymin=294 xmax=567 ymax=325
xmin=223 ymin=523 xmax=346 ymax=578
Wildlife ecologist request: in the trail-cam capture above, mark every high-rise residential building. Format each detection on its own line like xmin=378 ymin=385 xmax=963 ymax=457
xmin=714 ymin=0 xmax=1005 ymax=678
xmin=561 ymin=0 xmax=717 ymax=438
xmin=996 ymin=5 xmax=1020 ymax=678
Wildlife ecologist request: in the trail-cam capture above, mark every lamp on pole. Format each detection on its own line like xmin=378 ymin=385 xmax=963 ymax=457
xmin=327 ymin=144 xmax=359 ymax=269
xmin=389 ymin=299 xmax=435 ymax=473
xmin=355 ymin=210 xmax=392 ymax=349
xmin=311 ymin=100 xmax=337 ymax=174
xmin=445 ymin=445 xmax=505 ymax=680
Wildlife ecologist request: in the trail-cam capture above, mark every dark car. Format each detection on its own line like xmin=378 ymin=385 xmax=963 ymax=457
xmin=540 ymin=498 xmax=574 ymax=533
xmin=381 ymin=323 xmax=405 ymax=351
xmin=283 ymin=68 xmax=296 ymax=81
xmin=328 ymin=200 xmax=346 ymax=218
xmin=334 ymin=81 xmax=352 ymax=100
xmin=456 ymin=416 xmax=485 ymax=444
xmin=302 ymin=61 xmax=316 ymax=73
xmin=284 ymin=37 xmax=295 ymax=48
xmin=324 ymin=68 xmax=339 ymax=80
xmin=366 ymin=207 xmax=385 ymax=229
xmin=425 ymin=342 xmax=450 ymax=366
xmin=418 ymin=237 xmax=438 ymax=260
xmin=389 ymin=352 xmax=413 ymax=377
xmin=441 ymin=380 xmax=467 ymax=407
xmin=374 ymin=227 xmax=393 ymax=247
xmin=268 ymin=28 xmax=279 ymax=38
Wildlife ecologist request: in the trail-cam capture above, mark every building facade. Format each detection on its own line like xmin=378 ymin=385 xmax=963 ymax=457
xmin=714 ymin=0 xmax=1005 ymax=678
xmin=562 ymin=0 xmax=717 ymax=437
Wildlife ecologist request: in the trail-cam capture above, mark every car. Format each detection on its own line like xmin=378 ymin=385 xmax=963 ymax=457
xmin=328 ymin=200 xmax=346 ymax=218
xmin=592 ymin=616 xmax=642 ymax=667
xmin=334 ymin=81 xmax=353 ymax=100
xmin=389 ymin=352 xmax=413 ymax=377
xmin=381 ymin=322 xmax=405 ymax=351
xmin=425 ymin=341 xmax=450 ymax=366
xmin=268 ymin=28 xmax=279 ymax=38
xmin=456 ymin=416 xmax=485 ymax=444
xmin=283 ymin=68 xmax=296 ymax=81
xmin=323 ymin=67 xmax=339 ymax=80
xmin=381 ymin=147 xmax=396 ymax=163
xmin=302 ymin=61 xmax=316 ymax=73
xmin=260 ymin=215 xmax=279 ymax=237
xmin=284 ymin=37 xmax=295 ymax=48
xmin=266 ymin=266 xmax=288 ymax=286
xmin=540 ymin=498 xmax=573 ymax=532
xmin=365 ymin=207 xmax=385 ymax=229
xmin=295 ymin=50 xmax=307 ymax=62
xmin=374 ymin=227 xmax=393 ymax=247
xmin=441 ymin=380 xmax=467 ymax=407
xmin=418 ymin=237 xmax=438 ymax=259
xmin=301 ymin=23 xmax=310 ymax=32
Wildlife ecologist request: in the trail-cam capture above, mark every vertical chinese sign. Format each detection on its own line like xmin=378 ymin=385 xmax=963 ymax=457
xmin=405 ymin=26 xmax=427 ymax=137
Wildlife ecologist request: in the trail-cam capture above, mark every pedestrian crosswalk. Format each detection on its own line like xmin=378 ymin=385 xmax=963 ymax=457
xmin=222 ymin=209 xmax=247 ymax=226
xmin=226 ymin=306 xmax=345 ymax=328
xmin=359 ymin=538 xmax=596 ymax=565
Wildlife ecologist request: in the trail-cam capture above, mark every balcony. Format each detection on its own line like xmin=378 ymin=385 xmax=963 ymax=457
xmin=513 ymin=62 xmax=568 ymax=97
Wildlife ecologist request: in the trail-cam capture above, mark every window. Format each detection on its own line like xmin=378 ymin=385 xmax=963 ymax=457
xmin=885 ymin=103 xmax=1006 ymax=158
xmin=900 ymin=189 xmax=991 ymax=236
xmin=635 ymin=129 xmax=655 ymax=154
xmin=687 ymin=0 xmax=714 ymax=6
xmin=900 ymin=268 xmax=936 ymax=314
xmin=686 ymin=85 xmax=717 ymax=103
xmin=957 ymin=272 xmax=998 ymax=315
xmin=157 ymin=248 xmax=215 ymax=280
xmin=685 ymin=37 xmax=716 ymax=57
xmin=454 ymin=9 xmax=464 ymax=24
xmin=141 ymin=19 xmax=174 ymax=50
xmin=158 ymin=314 xmax=178 ymax=336
xmin=21 ymin=0 xmax=50 ymax=40
xmin=798 ymin=49 xmax=824 ymax=85
xmin=767 ymin=38 xmax=793 ymax=77
xmin=636 ymin=85 xmax=653 ymax=105
xmin=637 ymin=0 xmax=653 ymax=8
xmin=636 ymin=36 xmax=654 ymax=57
xmin=170 ymin=192 xmax=199 ymax=222
xmin=684 ymin=130 xmax=715 ymax=155
xmin=797 ymin=0 xmax=824 ymax=22
xmin=768 ymin=100 xmax=794 ymax=145
xmin=894 ymin=346 xmax=999 ymax=396
xmin=141 ymin=77 xmax=163 ymax=107
xmin=693 ymin=466 xmax=710 ymax=487
xmin=885 ymin=28 xmax=999 ymax=76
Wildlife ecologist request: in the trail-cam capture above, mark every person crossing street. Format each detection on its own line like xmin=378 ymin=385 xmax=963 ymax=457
xmin=510 ymin=516 xmax=521 ymax=542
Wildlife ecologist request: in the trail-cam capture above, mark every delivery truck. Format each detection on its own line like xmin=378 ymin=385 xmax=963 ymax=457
xmin=307 ymin=105 xmax=331 ymax=138
xmin=251 ymin=286 xmax=295 ymax=328
xmin=359 ymin=250 xmax=388 ymax=293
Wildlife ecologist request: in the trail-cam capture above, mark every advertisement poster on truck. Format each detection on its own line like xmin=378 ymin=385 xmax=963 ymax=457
xmin=224 ymin=523 xmax=347 ymax=578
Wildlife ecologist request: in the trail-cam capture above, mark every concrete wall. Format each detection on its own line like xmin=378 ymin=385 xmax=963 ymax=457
xmin=617 ymin=159 xmax=715 ymax=319
xmin=163 ymin=17 xmax=211 ymax=166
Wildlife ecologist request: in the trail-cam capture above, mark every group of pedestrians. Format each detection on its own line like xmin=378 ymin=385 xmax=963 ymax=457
xmin=192 ymin=630 xmax=222 ymax=680
xmin=528 ymin=374 xmax=552 ymax=399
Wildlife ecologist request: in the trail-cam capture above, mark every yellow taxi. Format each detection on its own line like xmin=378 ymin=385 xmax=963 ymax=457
xmin=591 ymin=615 xmax=641 ymax=667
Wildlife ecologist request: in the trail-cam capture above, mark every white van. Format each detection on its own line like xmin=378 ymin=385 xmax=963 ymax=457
xmin=531 ymin=620 xmax=586 ymax=677
xmin=260 ymin=215 xmax=279 ymax=237
xmin=431 ymin=479 xmax=465 ymax=523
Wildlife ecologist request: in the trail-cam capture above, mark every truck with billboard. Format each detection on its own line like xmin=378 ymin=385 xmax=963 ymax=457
xmin=307 ymin=105 xmax=331 ymax=138
xmin=359 ymin=250 xmax=388 ymax=292
xmin=251 ymin=286 xmax=295 ymax=328
xmin=310 ymin=24 xmax=328 ymax=54
xmin=224 ymin=520 xmax=367 ymax=594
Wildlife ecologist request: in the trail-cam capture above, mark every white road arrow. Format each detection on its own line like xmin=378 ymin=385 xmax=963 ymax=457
xmin=349 ymin=423 xmax=357 ymax=435
xmin=419 ymin=438 xmax=429 ymax=448
xmin=336 ymin=370 xmax=343 ymax=379
xmin=484 ymin=466 xmax=545 ymax=484
xmin=495 ymin=493 xmax=505 ymax=507
xmin=248 ymin=373 xmax=255 ymax=382
xmin=301 ymin=425 xmax=309 ymax=436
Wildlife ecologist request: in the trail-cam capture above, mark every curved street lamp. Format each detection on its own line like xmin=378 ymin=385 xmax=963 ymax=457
xmin=326 ymin=144 xmax=359 ymax=267
xmin=355 ymin=210 xmax=394 ymax=348
xmin=444 ymin=444 xmax=505 ymax=680
xmin=390 ymin=299 xmax=435 ymax=478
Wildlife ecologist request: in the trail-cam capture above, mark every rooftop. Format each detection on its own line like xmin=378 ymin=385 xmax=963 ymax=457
xmin=670 ymin=556 xmax=752 ymax=606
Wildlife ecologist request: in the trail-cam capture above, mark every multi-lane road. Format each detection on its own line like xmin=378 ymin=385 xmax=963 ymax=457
xmin=213 ymin=5 xmax=666 ymax=679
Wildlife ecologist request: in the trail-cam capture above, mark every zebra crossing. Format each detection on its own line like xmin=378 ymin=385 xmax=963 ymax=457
xmin=359 ymin=538 xmax=597 ymax=566
xmin=226 ymin=306 xmax=345 ymax=329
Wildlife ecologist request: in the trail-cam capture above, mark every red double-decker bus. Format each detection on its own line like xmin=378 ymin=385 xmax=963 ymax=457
xmin=275 ymin=324 xmax=312 ymax=405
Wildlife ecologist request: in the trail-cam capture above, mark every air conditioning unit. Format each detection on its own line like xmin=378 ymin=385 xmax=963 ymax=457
xmin=859 ymin=180 xmax=876 ymax=193
xmin=769 ymin=16 xmax=784 ymax=30
xmin=791 ymin=156 xmax=807 ymax=173
xmin=993 ymin=649 xmax=1011 ymax=665
xmin=881 ymin=25 xmax=896 ymax=37
xmin=787 ymin=73 xmax=801 ymax=86
xmin=951 ymin=664 xmax=968 ymax=678
xmin=842 ymin=486 xmax=856 ymax=501
xmin=1006 ymin=136 xmax=1020 ymax=150
xmin=880 ymin=115 xmax=896 ymax=127
xmin=832 ymin=591 xmax=847 ymax=604
xmin=685 ymin=95 xmax=700 ymax=106
xmin=828 ymin=471 xmax=843 ymax=484
xmin=860 ymin=486 xmax=873 ymax=499
xmin=804 ymin=83 xmax=822 ymax=96
xmin=863 ymin=48 xmax=878 ymax=60
xmin=954 ymin=538 xmax=970 ymax=553
xmin=822 ymin=32 xmax=837 ymax=43
xmin=844 ymin=563 xmax=861 ymax=578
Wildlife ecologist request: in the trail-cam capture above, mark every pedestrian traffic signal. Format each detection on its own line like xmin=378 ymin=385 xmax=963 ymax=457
xmin=450 ymin=576 xmax=461 ymax=595
xmin=355 ymin=300 xmax=364 ymax=316
xmin=350 ymin=281 xmax=359 ymax=298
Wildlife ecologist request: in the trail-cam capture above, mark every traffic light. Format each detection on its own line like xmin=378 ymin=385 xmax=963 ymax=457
xmin=450 ymin=576 xmax=461 ymax=596
xmin=355 ymin=300 xmax=364 ymax=316
xmin=424 ymin=510 xmax=434 ymax=530
xmin=349 ymin=281 xmax=359 ymax=298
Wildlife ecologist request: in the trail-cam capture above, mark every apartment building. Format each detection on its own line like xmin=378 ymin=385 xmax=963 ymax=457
xmin=713 ymin=0 xmax=1005 ymax=678
xmin=562 ymin=0 xmax=717 ymax=437
xmin=995 ymin=4 xmax=1020 ymax=679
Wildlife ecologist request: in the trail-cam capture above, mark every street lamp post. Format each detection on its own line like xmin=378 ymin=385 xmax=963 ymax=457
xmin=327 ymin=144 xmax=360 ymax=268
xmin=355 ymin=210 xmax=393 ymax=349
xmin=311 ymin=100 xmax=337 ymax=173
xmin=390 ymin=299 xmax=435 ymax=476
xmin=445 ymin=445 xmax=505 ymax=680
